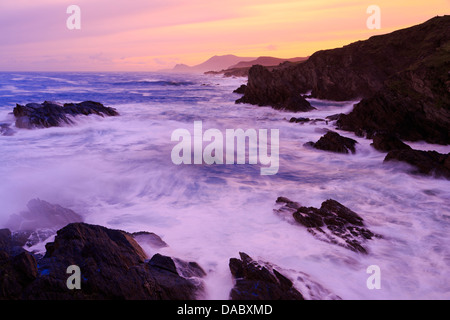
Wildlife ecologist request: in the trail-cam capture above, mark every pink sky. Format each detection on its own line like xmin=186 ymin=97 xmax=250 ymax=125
xmin=0 ymin=0 xmax=448 ymax=71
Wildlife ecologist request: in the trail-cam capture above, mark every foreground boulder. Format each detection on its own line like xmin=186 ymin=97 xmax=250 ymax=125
xmin=275 ymin=198 xmax=381 ymax=254
xmin=305 ymin=131 xmax=357 ymax=154
xmin=13 ymin=101 xmax=119 ymax=129
xmin=229 ymin=252 xmax=340 ymax=300
xmin=229 ymin=252 xmax=304 ymax=300
xmin=1 ymin=223 xmax=205 ymax=300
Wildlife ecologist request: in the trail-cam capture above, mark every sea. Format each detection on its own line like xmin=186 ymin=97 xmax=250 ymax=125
xmin=0 ymin=71 xmax=449 ymax=299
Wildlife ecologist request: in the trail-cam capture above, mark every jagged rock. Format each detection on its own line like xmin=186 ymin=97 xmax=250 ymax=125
xmin=384 ymin=149 xmax=450 ymax=179
xmin=236 ymin=65 xmax=315 ymax=112
xmin=237 ymin=16 xmax=450 ymax=144
xmin=229 ymin=252 xmax=304 ymax=300
xmin=371 ymin=133 xmax=412 ymax=152
xmin=9 ymin=223 xmax=207 ymax=300
xmin=233 ymin=84 xmax=247 ymax=94
xmin=0 ymin=229 xmax=38 ymax=299
xmin=13 ymin=101 xmax=119 ymax=129
xmin=275 ymin=197 xmax=381 ymax=254
xmin=305 ymin=131 xmax=357 ymax=154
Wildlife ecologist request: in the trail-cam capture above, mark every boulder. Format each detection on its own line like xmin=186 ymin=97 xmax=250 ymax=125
xmin=305 ymin=131 xmax=357 ymax=154
xmin=275 ymin=197 xmax=381 ymax=254
xmin=384 ymin=149 xmax=450 ymax=179
xmin=371 ymin=132 xmax=412 ymax=152
xmin=229 ymin=252 xmax=304 ymax=300
xmin=13 ymin=101 xmax=119 ymax=129
xmin=13 ymin=223 xmax=206 ymax=300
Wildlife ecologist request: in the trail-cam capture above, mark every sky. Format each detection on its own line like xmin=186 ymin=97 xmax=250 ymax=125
xmin=0 ymin=0 xmax=448 ymax=71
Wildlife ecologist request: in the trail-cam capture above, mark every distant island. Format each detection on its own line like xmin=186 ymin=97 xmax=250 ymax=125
xmin=161 ymin=54 xmax=308 ymax=76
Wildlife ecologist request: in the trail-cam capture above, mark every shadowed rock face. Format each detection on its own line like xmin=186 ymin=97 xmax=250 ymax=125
xmin=275 ymin=198 xmax=381 ymax=254
xmin=384 ymin=149 xmax=450 ymax=179
xmin=13 ymin=101 xmax=119 ymax=129
xmin=0 ymin=223 xmax=206 ymax=300
xmin=228 ymin=252 xmax=341 ymax=300
xmin=237 ymin=16 xmax=450 ymax=144
xmin=305 ymin=131 xmax=358 ymax=154
xmin=229 ymin=252 xmax=304 ymax=300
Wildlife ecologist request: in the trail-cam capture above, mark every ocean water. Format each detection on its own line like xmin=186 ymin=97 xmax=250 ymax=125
xmin=0 ymin=72 xmax=449 ymax=300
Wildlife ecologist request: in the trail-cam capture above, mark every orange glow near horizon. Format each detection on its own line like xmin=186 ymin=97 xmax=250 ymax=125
xmin=0 ymin=0 xmax=448 ymax=71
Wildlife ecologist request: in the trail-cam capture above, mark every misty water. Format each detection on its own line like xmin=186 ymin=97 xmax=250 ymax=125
xmin=0 ymin=72 xmax=449 ymax=299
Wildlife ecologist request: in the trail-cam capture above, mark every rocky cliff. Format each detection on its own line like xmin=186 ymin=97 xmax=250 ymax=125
xmin=236 ymin=16 xmax=450 ymax=144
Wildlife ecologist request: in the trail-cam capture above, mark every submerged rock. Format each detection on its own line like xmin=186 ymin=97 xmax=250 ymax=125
xmin=275 ymin=197 xmax=381 ymax=254
xmin=6 ymin=199 xmax=83 ymax=232
xmin=305 ymin=131 xmax=357 ymax=154
xmin=13 ymin=101 xmax=119 ymax=129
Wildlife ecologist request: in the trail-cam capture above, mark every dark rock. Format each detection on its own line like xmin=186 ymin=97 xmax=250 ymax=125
xmin=371 ymin=133 xmax=412 ymax=152
xmin=238 ymin=16 xmax=450 ymax=144
xmin=326 ymin=114 xmax=344 ymax=121
xmin=275 ymin=198 xmax=381 ymax=254
xmin=13 ymin=101 xmax=119 ymax=129
xmin=6 ymin=198 xmax=83 ymax=231
xmin=10 ymin=223 xmax=205 ymax=300
xmin=384 ymin=149 xmax=450 ymax=179
xmin=289 ymin=117 xmax=310 ymax=123
xmin=236 ymin=65 xmax=315 ymax=112
xmin=233 ymin=84 xmax=247 ymax=94
xmin=0 ymin=228 xmax=38 ymax=300
xmin=229 ymin=252 xmax=304 ymax=300
xmin=306 ymin=131 xmax=357 ymax=154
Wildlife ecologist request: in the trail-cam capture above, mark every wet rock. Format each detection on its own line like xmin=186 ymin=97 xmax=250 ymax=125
xmin=275 ymin=198 xmax=381 ymax=254
xmin=371 ymin=132 xmax=412 ymax=152
xmin=384 ymin=149 xmax=450 ymax=179
xmin=13 ymin=100 xmax=119 ymax=129
xmin=233 ymin=84 xmax=247 ymax=94
xmin=236 ymin=65 xmax=315 ymax=112
xmin=229 ymin=252 xmax=304 ymax=300
xmin=306 ymin=131 xmax=357 ymax=154
xmin=289 ymin=117 xmax=310 ymax=123
xmin=7 ymin=223 xmax=206 ymax=300
xmin=0 ymin=228 xmax=38 ymax=299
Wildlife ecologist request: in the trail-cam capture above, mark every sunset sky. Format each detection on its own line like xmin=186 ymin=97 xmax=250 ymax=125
xmin=0 ymin=0 xmax=448 ymax=71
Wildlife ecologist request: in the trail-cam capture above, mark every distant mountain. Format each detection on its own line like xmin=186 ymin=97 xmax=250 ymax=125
xmin=165 ymin=55 xmax=256 ymax=74
xmin=228 ymin=56 xmax=308 ymax=69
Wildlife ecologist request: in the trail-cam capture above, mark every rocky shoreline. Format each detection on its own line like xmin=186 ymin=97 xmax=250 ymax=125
xmin=1 ymin=199 xmax=349 ymax=300
xmin=234 ymin=16 xmax=450 ymax=179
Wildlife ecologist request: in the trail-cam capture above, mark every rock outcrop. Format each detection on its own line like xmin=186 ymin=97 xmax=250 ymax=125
xmin=13 ymin=101 xmax=119 ymax=129
xmin=236 ymin=16 xmax=450 ymax=144
xmin=305 ymin=131 xmax=357 ymax=154
xmin=229 ymin=252 xmax=340 ymax=300
xmin=229 ymin=252 xmax=304 ymax=300
xmin=384 ymin=149 xmax=450 ymax=179
xmin=275 ymin=197 xmax=381 ymax=254
xmin=0 ymin=222 xmax=206 ymax=300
